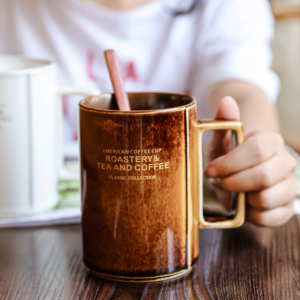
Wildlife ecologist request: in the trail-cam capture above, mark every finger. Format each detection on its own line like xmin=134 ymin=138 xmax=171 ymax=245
xmin=247 ymin=176 xmax=298 ymax=210
xmin=246 ymin=202 xmax=294 ymax=227
xmin=211 ymin=150 xmax=297 ymax=192
xmin=214 ymin=96 xmax=240 ymax=120
xmin=205 ymin=131 xmax=284 ymax=178
xmin=209 ymin=96 xmax=240 ymax=160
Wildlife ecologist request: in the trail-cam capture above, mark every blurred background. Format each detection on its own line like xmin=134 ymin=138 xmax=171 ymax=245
xmin=270 ymin=0 xmax=300 ymax=154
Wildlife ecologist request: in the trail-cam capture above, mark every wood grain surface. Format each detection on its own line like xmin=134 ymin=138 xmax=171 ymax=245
xmin=0 ymin=216 xmax=300 ymax=300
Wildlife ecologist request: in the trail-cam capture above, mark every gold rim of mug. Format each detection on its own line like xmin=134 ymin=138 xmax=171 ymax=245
xmin=79 ymin=92 xmax=196 ymax=114
xmin=90 ymin=267 xmax=193 ymax=283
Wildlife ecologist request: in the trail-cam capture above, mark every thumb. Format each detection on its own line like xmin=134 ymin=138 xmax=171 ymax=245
xmin=214 ymin=96 xmax=240 ymax=121
xmin=208 ymin=96 xmax=241 ymax=161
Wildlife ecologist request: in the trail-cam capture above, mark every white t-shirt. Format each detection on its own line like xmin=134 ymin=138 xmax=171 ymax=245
xmin=0 ymin=0 xmax=280 ymax=158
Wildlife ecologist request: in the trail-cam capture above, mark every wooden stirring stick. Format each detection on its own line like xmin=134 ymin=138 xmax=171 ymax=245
xmin=104 ymin=50 xmax=131 ymax=111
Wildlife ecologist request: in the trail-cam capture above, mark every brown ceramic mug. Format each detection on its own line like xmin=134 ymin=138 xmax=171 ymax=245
xmin=79 ymin=92 xmax=245 ymax=282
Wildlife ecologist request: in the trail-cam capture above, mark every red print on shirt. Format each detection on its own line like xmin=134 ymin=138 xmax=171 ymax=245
xmin=62 ymin=95 xmax=69 ymax=116
xmin=184 ymin=90 xmax=191 ymax=96
xmin=86 ymin=52 xmax=139 ymax=83
xmin=125 ymin=61 xmax=138 ymax=82
xmin=87 ymin=51 xmax=98 ymax=81
xmin=73 ymin=132 xmax=78 ymax=141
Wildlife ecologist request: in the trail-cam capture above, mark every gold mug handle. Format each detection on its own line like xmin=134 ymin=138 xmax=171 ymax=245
xmin=197 ymin=120 xmax=245 ymax=229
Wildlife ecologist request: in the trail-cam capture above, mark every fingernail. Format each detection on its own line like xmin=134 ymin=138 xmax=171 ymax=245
xmin=209 ymin=177 xmax=221 ymax=186
xmin=205 ymin=165 xmax=218 ymax=177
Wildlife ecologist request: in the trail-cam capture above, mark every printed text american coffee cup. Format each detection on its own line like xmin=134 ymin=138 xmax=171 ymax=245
xmin=79 ymin=92 xmax=245 ymax=282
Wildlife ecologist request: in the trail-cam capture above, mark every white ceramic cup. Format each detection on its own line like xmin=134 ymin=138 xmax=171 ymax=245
xmin=0 ymin=56 xmax=100 ymax=218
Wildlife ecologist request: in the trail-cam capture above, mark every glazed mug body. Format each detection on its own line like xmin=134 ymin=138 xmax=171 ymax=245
xmin=79 ymin=92 xmax=245 ymax=281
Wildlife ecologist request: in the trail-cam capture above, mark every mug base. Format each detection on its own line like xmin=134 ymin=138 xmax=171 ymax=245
xmin=89 ymin=267 xmax=193 ymax=283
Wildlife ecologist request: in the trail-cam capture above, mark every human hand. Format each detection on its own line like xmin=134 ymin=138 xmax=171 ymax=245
xmin=205 ymin=96 xmax=298 ymax=227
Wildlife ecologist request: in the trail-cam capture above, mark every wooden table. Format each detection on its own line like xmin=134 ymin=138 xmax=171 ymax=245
xmin=0 ymin=216 xmax=300 ymax=300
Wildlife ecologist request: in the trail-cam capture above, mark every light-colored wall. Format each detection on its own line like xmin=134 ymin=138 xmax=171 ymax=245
xmin=271 ymin=2 xmax=300 ymax=152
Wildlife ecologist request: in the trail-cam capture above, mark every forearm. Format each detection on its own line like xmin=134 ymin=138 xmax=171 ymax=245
xmin=210 ymin=81 xmax=280 ymax=134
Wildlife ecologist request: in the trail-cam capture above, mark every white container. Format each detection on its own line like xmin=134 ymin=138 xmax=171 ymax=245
xmin=0 ymin=56 xmax=100 ymax=218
